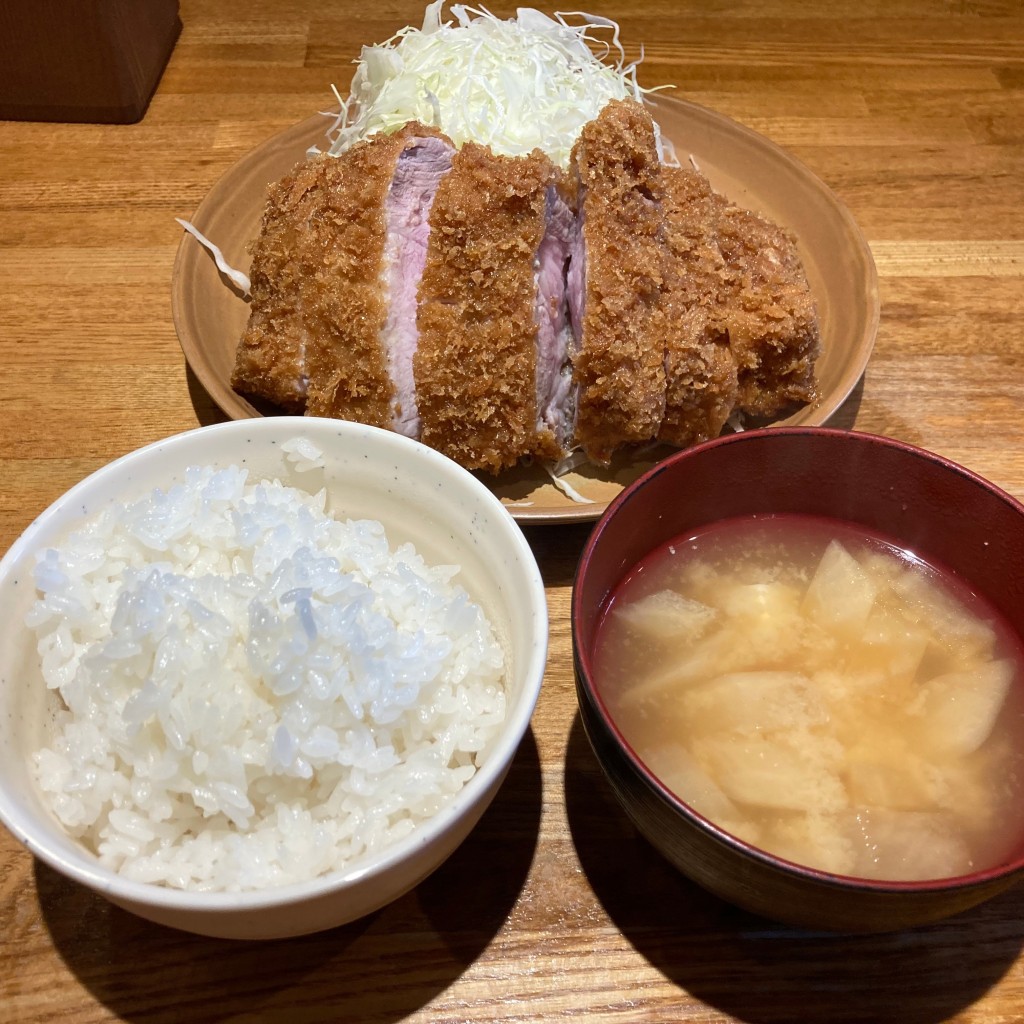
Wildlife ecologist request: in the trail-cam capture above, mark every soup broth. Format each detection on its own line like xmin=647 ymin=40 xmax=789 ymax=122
xmin=594 ymin=514 xmax=1024 ymax=882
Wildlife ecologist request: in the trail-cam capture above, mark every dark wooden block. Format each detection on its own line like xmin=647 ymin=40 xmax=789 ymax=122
xmin=0 ymin=0 xmax=181 ymax=124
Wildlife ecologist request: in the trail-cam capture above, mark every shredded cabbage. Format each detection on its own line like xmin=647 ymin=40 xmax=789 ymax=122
xmin=317 ymin=2 xmax=658 ymax=168
xmin=543 ymin=462 xmax=595 ymax=504
xmin=175 ymin=218 xmax=251 ymax=294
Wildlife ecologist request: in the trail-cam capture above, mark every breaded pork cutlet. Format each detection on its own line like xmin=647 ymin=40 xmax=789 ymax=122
xmin=299 ymin=124 xmax=454 ymax=427
xmin=568 ymin=99 xmax=670 ymax=464
xmin=232 ymin=159 xmax=323 ymax=411
xmin=658 ymin=166 xmax=739 ymax=448
xmin=232 ymin=124 xmax=455 ymax=427
xmin=232 ymin=102 xmax=821 ymax=473
xmin=415 ymin=144 xmax=563 ymax=473
xmin=715 ymin=205 xmax=820 ymax=417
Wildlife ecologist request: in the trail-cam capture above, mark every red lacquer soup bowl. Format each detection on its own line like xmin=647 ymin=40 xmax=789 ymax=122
xmin=572 ymin=427 xmax=1024 ymax=932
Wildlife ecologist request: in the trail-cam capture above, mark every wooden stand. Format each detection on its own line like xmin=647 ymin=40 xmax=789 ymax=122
xmin=0 ymin=0 xmax=181 ymax=124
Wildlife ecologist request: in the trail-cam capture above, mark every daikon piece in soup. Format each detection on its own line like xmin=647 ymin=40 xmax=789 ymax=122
xmin=593 ymin=514 xmax=1024 ymax=882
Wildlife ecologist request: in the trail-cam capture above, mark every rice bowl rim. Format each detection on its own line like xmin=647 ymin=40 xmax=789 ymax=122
xmin=0 ymin=417 xmax=548 ymax=911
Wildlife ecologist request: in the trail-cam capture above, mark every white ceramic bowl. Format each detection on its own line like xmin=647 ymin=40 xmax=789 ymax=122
xmin=0 ymin=417 xmax=547 ymax=939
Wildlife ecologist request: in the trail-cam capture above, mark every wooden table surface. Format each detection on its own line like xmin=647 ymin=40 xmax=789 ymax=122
xmin=3 ymin=1 xmax=1024 ymax=1020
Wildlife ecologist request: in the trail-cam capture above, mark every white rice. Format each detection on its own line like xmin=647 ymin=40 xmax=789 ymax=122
xmin=28 ymin=442 xmax=506 ymax=892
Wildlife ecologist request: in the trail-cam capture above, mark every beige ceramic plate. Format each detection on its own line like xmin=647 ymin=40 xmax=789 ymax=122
xmin=171 ymin=94 xmax=879 ymax=525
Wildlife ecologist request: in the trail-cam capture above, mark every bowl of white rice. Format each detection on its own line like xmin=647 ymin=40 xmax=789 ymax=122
xmin=0 ymin=417 xmax=547 ymax=939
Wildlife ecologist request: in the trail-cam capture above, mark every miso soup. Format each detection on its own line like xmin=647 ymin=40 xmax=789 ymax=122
xmin=593 ymin=514 xmax=1024 ymax=882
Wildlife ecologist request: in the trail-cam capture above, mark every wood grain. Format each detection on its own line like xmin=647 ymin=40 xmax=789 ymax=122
xmin=2 ymin=0 xmax=1024 ymax=1020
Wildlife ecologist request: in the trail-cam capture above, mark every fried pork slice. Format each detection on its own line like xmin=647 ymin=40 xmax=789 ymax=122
xmin=231 ymin=125 xmax=454 ymax=422
xmin=568 ymin=99 xmax=670 ymax=464
xmin=716 ymin=204 xmax=820 ymax=417
xmin=415 ymin=144 xmax=561 ymax=473
xmin=232 ymin=159 xmax=323 ymax=411
xmin=659 ymin=166 xmax=739 ymax=448
xmin=302 ymin=125 xmax=455 ymax=427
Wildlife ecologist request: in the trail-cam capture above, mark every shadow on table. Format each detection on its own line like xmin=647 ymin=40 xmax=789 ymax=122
xmin=186 ymin=366 xmax=233 ymax=427
xmin=186 ymin=366 xmax=284 ymax=427
xmin=36 ymin=728 xmax=542 ymax=1024
xmin=564 ymin=713 xmax=1024 ymax=1024
xmin=818 ymin=374 xmax=863 ymax=432
xmin=520 ymin=521 xmax=594 ymax=588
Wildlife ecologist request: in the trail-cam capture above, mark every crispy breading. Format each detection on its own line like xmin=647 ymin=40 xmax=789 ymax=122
xmin=231 ymin=159 xmax=322 ymax=412
xmin=716 ymin=204 xmax=820 ymax=417
xmin=415 ymin=143 xmax=559 ymax=473
xmin=659 ymin=166 xmax=739 ymax=447
xmin=570 ymin=99 xmax=669 ymax=464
